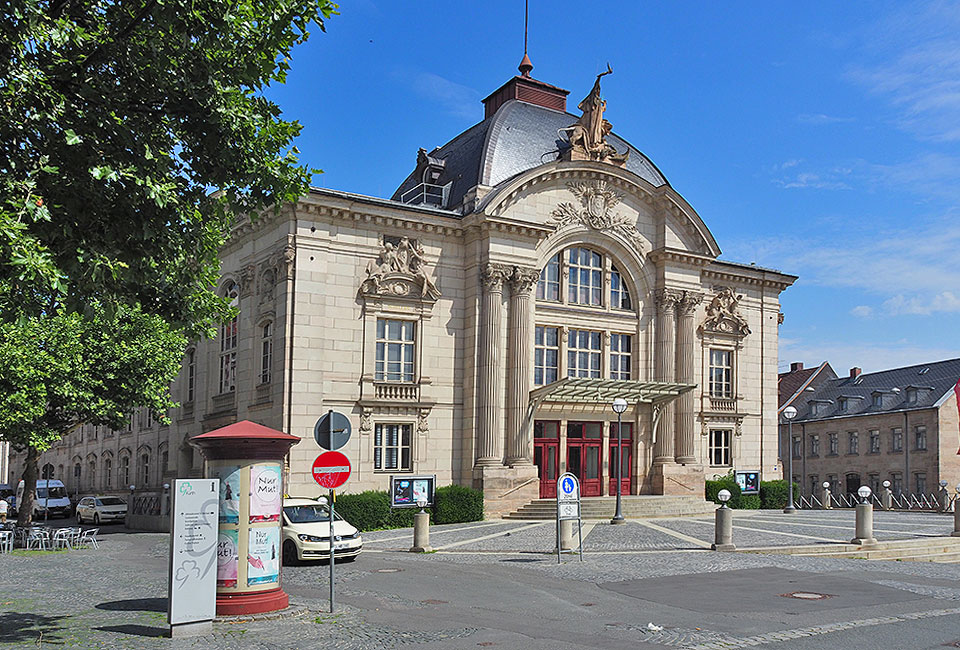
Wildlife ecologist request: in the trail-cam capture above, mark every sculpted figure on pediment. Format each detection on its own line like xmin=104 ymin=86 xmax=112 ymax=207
xmin=700 ymin=287 xmax=750 ymax=337
xmin=361 ymin=235 xmax=440 ymax=300
xmin=561 ymin=65 xmax=629 ymax=167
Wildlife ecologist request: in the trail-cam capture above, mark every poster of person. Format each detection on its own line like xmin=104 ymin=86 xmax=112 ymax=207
xmin=249 ymin=463 xmax=282 ymax=523
xmin=215 ymin=465 xmax=241 ymax=524
xmin=217 ymin=529 xmax=239 ymax=588
xmin=247 ymin=527 xmax=280 ymax=586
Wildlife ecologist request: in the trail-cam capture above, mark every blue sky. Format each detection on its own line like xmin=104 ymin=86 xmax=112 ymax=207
xmin=265 ymin=1 xmax=960 ymax=374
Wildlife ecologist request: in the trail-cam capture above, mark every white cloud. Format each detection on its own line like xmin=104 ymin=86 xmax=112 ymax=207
xmin=882 ymin=291 xmax=960 ymax=315
xmin=411 ymin=72 xmax=479 ymax=119
xmin=779 ymin=341 xmax=960 ymax=376
xmin=797 ymin=113 xmax=854 ymax=125
xmin=850 ymin=305 xmax=874 ymax=318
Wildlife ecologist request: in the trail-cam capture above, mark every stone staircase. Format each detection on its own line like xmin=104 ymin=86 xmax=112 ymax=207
xmin=504 ymin=495 xmax=715 ymax=520
xmin=745 ymin=537 xmax=960 ymax=563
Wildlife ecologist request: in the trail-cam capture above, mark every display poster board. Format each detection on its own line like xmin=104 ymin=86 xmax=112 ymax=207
xmin=246 ymin=527 xmax=280 ymax=586
xmin=213 ymin=465 xmax=241 ymax=524
xmin=216 ymin=528 xmax=239 ymax=588
xmin=390 ymin=475 xmax=436 ymax=508
xmin=735 ymin=471 xmax=760 ymax=495
xmin=249 ymin=463 xmax=282 ymax=523
xmin=168 ymin=479 xmax=220 ymax=628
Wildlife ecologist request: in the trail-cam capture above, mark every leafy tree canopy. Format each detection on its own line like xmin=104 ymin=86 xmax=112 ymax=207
xmin=0 ymin=0 xmax=336 ymax=336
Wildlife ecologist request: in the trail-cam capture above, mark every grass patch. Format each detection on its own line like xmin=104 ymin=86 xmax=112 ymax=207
xmin=314 ymin=613 xmax=343 ymax=625
xmin=11 ymin=549 xmax=69 ymax=557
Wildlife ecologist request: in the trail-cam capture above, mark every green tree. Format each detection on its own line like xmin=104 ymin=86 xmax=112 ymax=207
xmin=0 ymin=303 xmax=186 ymax=525
xmin=0 ymin=0 xmax=336 ymax=335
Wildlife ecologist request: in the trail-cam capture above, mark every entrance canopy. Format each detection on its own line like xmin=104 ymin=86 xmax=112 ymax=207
xmin=529 ymin=378 xmax=696 ymax=406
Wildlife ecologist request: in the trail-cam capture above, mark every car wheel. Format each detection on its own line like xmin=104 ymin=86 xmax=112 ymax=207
xmin=93 ymin=513 xmax=100 ymax=525
xmin=76 ymin=511 xmax=83 ymax=524
xmin=282 ymin=540 xmax=299 ymax=566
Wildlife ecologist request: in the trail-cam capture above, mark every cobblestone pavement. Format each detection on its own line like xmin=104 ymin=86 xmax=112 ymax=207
xmin=3 ymin=511 xmax=960 ymax=649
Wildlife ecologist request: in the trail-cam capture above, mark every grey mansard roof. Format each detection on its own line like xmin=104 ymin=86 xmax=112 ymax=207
xmin=391 ymin=99 xmax=669 ymax=211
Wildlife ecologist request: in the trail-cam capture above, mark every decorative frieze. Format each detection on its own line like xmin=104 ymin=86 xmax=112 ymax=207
xmin=548 ymin=180 xmax=645 ymax=252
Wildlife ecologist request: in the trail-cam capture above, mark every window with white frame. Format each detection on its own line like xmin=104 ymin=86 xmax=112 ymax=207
xmin=260 ymin=321 xmax=273 ymax=384
xmin=374 ymin=423 xmax=412 ymax=471
xmin=610 ymin=333 xmax=632 ymax=380
xmin=891 ymin=427 xmax=903 ymax=452
xmin=186 ymin=348 xmax=196 ymax=402
xmin=610 ymin=266 xmax=631 ymax=310
xmin=915 ymin=425 xmax=927 ymax=450
xmin=567 ymin=329 xmax=601 ymax=378
xmin=534 ymin=325 xmax=559 ymax=386
xmin=375 ymin=319 xmax=415 ymax=382
xmin=869 ymin=430 xmax=880 ymax=453
xmin=219 ymin=281 xmax=239 ymax=393
xmin=708 ymin=349 xmax=732 ymax=398
xmin=709 ymin=429 xmax=732 ymax=466
xmin=567 ymin=247 xmax=603 ymax=306
xmin=536 ymin=253 xmax=560 ymax=301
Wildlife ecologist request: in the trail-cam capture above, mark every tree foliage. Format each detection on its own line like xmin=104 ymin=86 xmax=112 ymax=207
xmin=0 ymin=303 xmax=187 ymax=523
xmin=0 ymin=0 xmax=336 ymax=335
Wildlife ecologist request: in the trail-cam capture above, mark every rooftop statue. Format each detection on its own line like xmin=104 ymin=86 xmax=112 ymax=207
xmin=562 ymin=64 xmax=629 ymax=167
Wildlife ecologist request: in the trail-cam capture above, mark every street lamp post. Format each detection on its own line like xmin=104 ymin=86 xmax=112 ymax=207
xmin=610 ymin=397 xmax=628 ymax=525
xmin=782 ymin=406 xmax=798 ymax=513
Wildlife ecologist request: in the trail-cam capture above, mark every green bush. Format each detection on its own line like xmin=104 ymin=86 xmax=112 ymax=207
xmin=433 ymin=484 xmax=484 ymax=524
xmin=333 ymin=490 xmax=392 ymax=531
xmin=705 ymin=476 xmax=741 ymax=507
xmin=759 ymin=480 xmax=799 ymax=509
xmin=333 ymin=484 xmax=484 ymax=531
xmin=739 ymin=494 xmax=761 ymax=509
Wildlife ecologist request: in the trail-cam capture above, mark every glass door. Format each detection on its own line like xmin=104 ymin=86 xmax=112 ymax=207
xmin=533 ymin=421 xmax=560 ymax=498
xmin=608 ymin=422 xmax=633 ymax=496
xmin=567 ymin=422 xmax=602 ymax=497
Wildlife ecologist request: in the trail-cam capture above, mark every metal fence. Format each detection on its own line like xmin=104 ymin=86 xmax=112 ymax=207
xmin=794 ymin=490 xmax=956 ymax=512
xmin=132 ymin=493 xmax=162 ymax=516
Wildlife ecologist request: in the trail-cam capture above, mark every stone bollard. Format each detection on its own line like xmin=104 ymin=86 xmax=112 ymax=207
xmin=712 ymin=505 xmax=735 ymax=551
xmin=821 ymin=484 xmax=832 ymax=510
xmin=882 ymin=488 xmax=892 ymax=511
xmin=941 ymin=488 xmax=951 ymax=513
xmin=850 ymin=502 xmax=878 ymax=546
xmin=410 ymin=511 xmax=432 ymax=553
xmin=556 ymin=519 xmax=575 ymax=552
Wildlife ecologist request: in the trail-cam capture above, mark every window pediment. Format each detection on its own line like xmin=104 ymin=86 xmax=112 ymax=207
xmin=360 ymin=235 xmax=440 ymax=302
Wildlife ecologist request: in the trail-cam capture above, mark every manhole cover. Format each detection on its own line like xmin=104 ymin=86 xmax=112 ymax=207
xmin=374 ymin=568 xmax=402 ymax=573
xmin=780 ymin=591 xmax=832 ymax=600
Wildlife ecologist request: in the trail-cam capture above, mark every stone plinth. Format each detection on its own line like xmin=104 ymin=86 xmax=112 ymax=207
xmin=651 ymin=463 xmax=705 ymax=497
xmin=473 ymin=465 xmax=540 ymax=518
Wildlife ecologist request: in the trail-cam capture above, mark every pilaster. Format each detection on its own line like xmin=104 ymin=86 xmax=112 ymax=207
xmin=475 ymin=263 xmax=510 ymax=466
xmin=505 ymin=266 xmax=539 ymax=466
xmin=675 ymin=291 xmax=703 ymax=464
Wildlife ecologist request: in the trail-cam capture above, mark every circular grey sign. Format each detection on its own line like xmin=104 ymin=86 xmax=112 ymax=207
xmin=314 ymin=411 xmax=352 ymax=451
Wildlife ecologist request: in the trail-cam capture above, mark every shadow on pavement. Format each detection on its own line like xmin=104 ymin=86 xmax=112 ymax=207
xmin=94 ymin=624 xmax=167 ymax=638
xmin=0 ymin=611 xmax=67 ymax=644
xmin=96 ymin=597 xmax=167 ymax=612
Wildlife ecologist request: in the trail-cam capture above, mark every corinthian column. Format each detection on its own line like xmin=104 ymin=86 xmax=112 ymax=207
xmin=506 ymin=266 xmax=540 ymax=466
xmin=654 ymin=289 xmax=681 ymax=464
xmin=675 ymin=291 xmax=703 ymax=464
xmin=476 ymin=263 xmax=509 ymax=467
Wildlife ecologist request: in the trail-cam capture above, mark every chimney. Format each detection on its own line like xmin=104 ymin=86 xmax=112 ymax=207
xmin=850 ymin=367 xmax=861 ymax=379
xmin=790 ymin=362 xmax=804 ymax=372
xmin=481 ymin=58 xmax=570 ymax=119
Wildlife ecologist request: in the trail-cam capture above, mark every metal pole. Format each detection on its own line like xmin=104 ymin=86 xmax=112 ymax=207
xmin=329 ymin=488 xmax=335 ymax=613
xmin=784 ymin=419 xmax=796 ymax=513
xmin=611 ymin=412 xmax=624 ymax=524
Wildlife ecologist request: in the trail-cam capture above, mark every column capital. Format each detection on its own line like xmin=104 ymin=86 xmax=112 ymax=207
xmin=508 ymin=265 xmax=540 ymax=294
xmin=654 ymin=288 xmax=683 ymax=313
xmin=480 ymin=263 xmax=511 ymax=292
xmin=678 ymin=290 xmax=705 ymax=316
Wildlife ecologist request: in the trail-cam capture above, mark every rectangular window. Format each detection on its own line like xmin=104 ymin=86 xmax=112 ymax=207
xmin=915 ymin=425 xmax=927 ymax=450
xmin=567 ymin=329 xmax=601 ymax=378
xmin=869 ymin=430 xmax=880 ymax=454
xmin=868 ymin=473 xmax=880 ymax=494
xmin=536 ymin=253 xmax=560 ymax=301
xmin=872 ymin=393 xmax=882 ymax=407
xmin=709 ymin=429 xmax=732 ymax=466
xmin=891 ymin=473 xmax=903 ymax=495
xmin=610 ymin=333 xmax=632 ymax=380
xmin=828 ymin=432 xmax=838 ymax=456
xmin=374 ymin=424 xmax=412 ymax=471
xmin=219 ymin=315 xmax=238 ymax=393
xmin=848 ymin=431 xmax=858 ymax=455
xmin=375 ymin=319 xmax=416 ymax=382
xmin=791 ymin=436 xmax=801 ymax=459
xmin=534 ymin=326 xmax=559 ymax=386
xmin=809 ymin=434 xmax=820 ymax=457
xmin=915 ymin=472 xmax=927 ymax=494
xmin=260 ymin=322 xmax=273 ymax=384
xmin=105 ymin=459 xmax=113 ymax=489
xmin=891 ymin=427 xmax=903 ymax=452
xmin=827 ymin=474 xmax=838 ymax=492
xmin=567 ymin=247 xmax=602 ymax=306
xmin=186 ymin=349 xmax=196 ymax=402
xmin=809 ymin=475 xmax=819 ymax=495
xmin=90 ymin=426 xmax=98 ymax=441
xmin=708 ymin=349 xmax=732 ymax=398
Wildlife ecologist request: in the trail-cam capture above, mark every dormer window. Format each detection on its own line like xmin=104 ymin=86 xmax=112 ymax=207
xmin=906 ymin=388 xmax=917 ymax=403
xmin=872 ymin=393 xmax=882 ymax=407
xmin=838 ymin=398 xmax=848 ymax=412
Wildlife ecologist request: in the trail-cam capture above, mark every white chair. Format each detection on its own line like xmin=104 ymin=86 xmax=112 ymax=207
xmin=26 ymin=528 xmax=49 ymax=550
xmin=79 ymin=528 xmax=99 ymax=550
xmin=0 ymin=530 xmax=12 ymax=553
xmin=52 ymin=528 xmax=72 ymax=550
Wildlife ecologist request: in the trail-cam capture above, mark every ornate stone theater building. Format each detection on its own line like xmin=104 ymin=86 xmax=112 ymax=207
xmin=11 ymin=63 xmax=795 ymax=516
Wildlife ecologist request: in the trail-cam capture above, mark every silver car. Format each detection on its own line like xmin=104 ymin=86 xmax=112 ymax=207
xmin=75 ymin=496 xmax=127 ymax=525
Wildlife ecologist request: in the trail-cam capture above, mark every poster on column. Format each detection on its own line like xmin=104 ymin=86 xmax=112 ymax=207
xmin=246 ymin=527 xmax=280 ymax=586
xmin=249 ymin=463 xmax=282 ymax=523
xmin=214 ymin=465 xmax=241 ymax=524
xmin=216 ymin=529 xmax=239 ymax=588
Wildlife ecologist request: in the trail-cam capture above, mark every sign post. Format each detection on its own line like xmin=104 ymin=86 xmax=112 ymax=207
xmin=312 ymin=451 xmax=352 ymax=613
xmin=555 ymin=472 xmax=583 ymax=564
xmin=168 ymin=478 xmax=220 ymax=638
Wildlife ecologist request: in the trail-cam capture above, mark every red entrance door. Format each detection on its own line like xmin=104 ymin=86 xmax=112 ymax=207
xmin=567 ymin=422 xmax=602 ymax=497
xmin=533 ymin=421 xmax=559 ymax=498
xmin=608 ymin=422 xmax=633 ymax=496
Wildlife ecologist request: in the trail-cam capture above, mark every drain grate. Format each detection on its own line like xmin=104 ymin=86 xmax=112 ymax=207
xmin=780 ymin=591 xmax=833 ymax=600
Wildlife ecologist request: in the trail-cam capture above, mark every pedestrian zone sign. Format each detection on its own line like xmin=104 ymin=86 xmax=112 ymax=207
xmin=557 ymin=473 xmax=579 ymax=502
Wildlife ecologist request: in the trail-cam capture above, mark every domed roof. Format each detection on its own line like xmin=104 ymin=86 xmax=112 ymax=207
xmin=391 ymin=99 xmax=668 ymax=212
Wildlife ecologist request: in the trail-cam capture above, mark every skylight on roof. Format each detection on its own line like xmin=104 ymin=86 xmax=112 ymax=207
xmin=918 ymin=367 xmax=929 ymax=375
xmin=854 ymin=376 xmax=864 ymax=384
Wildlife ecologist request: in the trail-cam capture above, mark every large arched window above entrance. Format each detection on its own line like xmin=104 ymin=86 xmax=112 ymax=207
xmin=536 ymin=246 xmax=635 ymax=312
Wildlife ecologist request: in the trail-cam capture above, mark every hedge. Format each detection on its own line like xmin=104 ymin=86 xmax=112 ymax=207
xmin=759 ymin=479 xmax=799 ymax=510
xmin=705 ymin=477 xmax=797 ymax=509
xmin=332 ymin=484 xmax=484 ymax=531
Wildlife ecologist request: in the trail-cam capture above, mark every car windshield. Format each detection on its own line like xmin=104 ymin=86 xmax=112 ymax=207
xmin=36 ymin=487 xmax=67 ymax=499
xmin=283 ymin=504 xmax=343 ymax=524
xmin=98 ymin=497 xmax=125 ymax=506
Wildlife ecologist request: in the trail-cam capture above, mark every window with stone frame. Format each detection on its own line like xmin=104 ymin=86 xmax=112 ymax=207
xmin=534 ymin=325 xmax=559 ymax=386
xmin=219 ymin=280 xmax=239 ymax=393
xmin=104 ymin=458 xmax=113 ymax=489
xmin=827 ymin=474 xmax=838 ymax=492
xmin=260 ymin=321 xmax=273 ymax=384
xmin=610 ymin=333 xmax=632 ymax=380
xmin=375 ymin=319 xmax=416 ymax=382
xmin=120 ymin=456 xmax=130 ymax=486
xmin=828 ymin=432 xmax=838 ymax=455
xmin=809 ymin=434 xmax=820 ymax=457
xmin=88 ymin=460 xmax=96 ymax=489
xmin=140 ymin=453 xmax=150 ymax=486
xmin=869 ymin=429 xmax=880 ymax=454
xmin=914 ymin=425 xmax=927 ymax=451
xmin=847 ymin=431 xmax=858 ymax=455
xmin=891 ymin=427 xmax=903 ymax=452
xmin=708 ymin=349 xmax=733 ymax=398
xmin=610 ymin=265 xmax=632 ymax=310
xmin=185 ymin=348 xmax=196 ymax=402
xmin=791 ymin=435 xmax=801 ymax=459
xmin=536 ymin=253 xmax=561 ymax=301
xmin=915 ymin=472 xmax=927 ymax=494
xmin=809 ymin=475 xmax=819 ymax=495
xmin=373 ymin=423 xmax=412 ymax=471
xmin=567 ymin=247 xmax=603 ymax=306
xmin=708 ymin=429 xmax=732 ymax=466
xmin=869 ymin=473 xmax=881 ymax=495
xmin=891 ymin=472 xmax=903 ymax=495
xmin=567 ymin=329 xmax=601 ymax=378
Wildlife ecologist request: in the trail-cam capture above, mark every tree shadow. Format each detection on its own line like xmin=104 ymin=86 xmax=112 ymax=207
xmin=94 ymin=624 xmax=167 ymax=638
xmin=0 ymin=611 xmax=67 ymax=644
xmin=95 ymin=597 xmax=166 ymax=612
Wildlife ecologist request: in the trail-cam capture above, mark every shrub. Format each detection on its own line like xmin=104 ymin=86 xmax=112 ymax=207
xmin=705 ymin=476 xmax=741 ymax=507
xmin=759 ymin=480 xmax=799 ymax=509
xmin=333 ymin=484 xmax=484 ymax=531
xmin=433 ymin=484 xmax=484 ymax=524
xmin=333 ymin=490 xmax=391 ymax=531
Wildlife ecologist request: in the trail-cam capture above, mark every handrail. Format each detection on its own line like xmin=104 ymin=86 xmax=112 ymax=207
xmin=499 ymin=477 xmax=539 ymax=498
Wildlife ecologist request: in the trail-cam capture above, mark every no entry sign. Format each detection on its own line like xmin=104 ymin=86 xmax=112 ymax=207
xmin=311 ymin=451 xmax=351 ymax=489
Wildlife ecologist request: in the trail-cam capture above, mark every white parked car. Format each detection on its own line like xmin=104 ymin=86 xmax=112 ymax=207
xmin=282 ymin=497 xmax=362 ymax=564
xmin=75 ymin=496 xmax=127 ymax=524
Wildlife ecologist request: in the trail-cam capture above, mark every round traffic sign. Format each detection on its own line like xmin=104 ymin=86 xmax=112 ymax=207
xmin=314 ymin=411 xmax=352 ymax=451
xmin=312 ymin=451 xmax=351 ymax=489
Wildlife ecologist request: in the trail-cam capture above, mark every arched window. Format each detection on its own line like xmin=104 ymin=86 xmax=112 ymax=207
xmin=219 ymin=281 xmax=239 ymax=393
xmin=141 ymin=453 xmax=150 ymax=486
xmin=57 ymin=464 xmax=64 ymax=480
xmin=73 ymin=463 xmax=81 ymax=482
xmin=185 ymin=348 xmax=196 ymax=402
xmin=610 ymin=265 xmax=631 ymax=310
xmin=119 ymin=456 xmax=130 ymax=487
xmin=42 ymin=463 xmax=55 ymax=479
xmin=260 ymin=321 xmax=273 ymax=384
xmin=104 ymin=458 xmax=113 ymax=489
xmin=88 ymin=459 xmax=96 ymax=489
xmin=567 ymin=247 xmax=602 ymax=305
xmin=536 ymin=246 xmax=636 ymax=312
xmin=536 ymin=253 xmax=560 ymax=301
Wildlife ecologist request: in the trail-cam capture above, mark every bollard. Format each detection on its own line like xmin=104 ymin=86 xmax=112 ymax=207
xmin=410 ymin=510 xmax=432 ymax=553
xmin=850 ymin=502 xmax=877 ymax=546
xmin=953 ymin=500 xmax=960 ymax=537
xmin=712 ymin=505 xmax=735 ymax=551
xmin=882 ymin=488 xmax=892 ymax=511
xmin=557 ymin=519 xmax=575 ymax=552
xmin=821 ymin=483 xmax=832 ymax=510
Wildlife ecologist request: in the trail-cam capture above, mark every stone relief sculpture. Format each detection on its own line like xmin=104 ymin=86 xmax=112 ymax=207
xmin=361 ymin=235 xmax=440 ymax=300
xmin=700 ymin=287 xmax=751 ymax=337
xmin=548 ymin=180 xmax=645 ymax=252
xmin=560 ymin=64 xmax=629 ymax=167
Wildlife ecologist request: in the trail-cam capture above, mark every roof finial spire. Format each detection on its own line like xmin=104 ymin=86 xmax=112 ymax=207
xmin=518 ymin=0 xmax=533 ymax=77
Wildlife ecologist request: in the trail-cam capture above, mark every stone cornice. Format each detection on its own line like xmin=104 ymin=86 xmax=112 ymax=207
xmin=702 ymin=265 xmax=797 ymax=291
xmin=461 ymin=213 xmax=555 ymax=239
xmin=647 ymin=247 xmax=714 ymax=268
